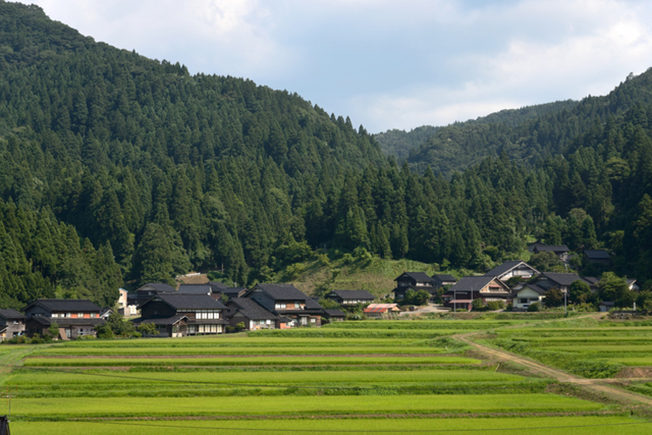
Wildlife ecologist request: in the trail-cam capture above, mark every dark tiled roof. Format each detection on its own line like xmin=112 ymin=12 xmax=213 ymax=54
xmin=255 ymin=284 xmax=310 ymax=300
xmin=484 ymin=261 xmax=537 ymax=278
xmin=133 ymin=315 xmax=187 ymax=326
xmin=28 ymin=317 xmax=104 ymax=327
xmin=584 ymin=250 xmax=611 ymax=260
xmin=324 ymin=308 xmax=346 ymax=318
xmin=178 ymin=284 xmax=213 ymax=294
xmin=228 ymin=298 xmax=277 ymax=320
xmin=395 ymin=272 xmax=433 ymax=282
xmin=221 ymin=287 xmax=247 ymax=297
xmin=432 ymin=274 xmax=457 ymax=282
xmin=208 ymin=281 xmax=229 ymax=291
xmin=136 ymin=283 xmax=177 ymax=293
xmin=584 ymin=277 xmax=600 ymax=286
xmin=530 ymin=243 xmax=569 ymax=252
xmin=541 ymin=273 xmax=583 ymax=287
xmin=330 ymin=290 xmax=375 ymax=300
xmin=519 ymin=284 xmax=547 ymax=295
xmin=450 ymin=276 xmax=497 ymax=292
xmin=0 ymin=309 xmax=25 ymax=320
xmin=25 ymin=299 xmax=101 ymax=313
xmin=156 ymin=293 xmax=226 ymax=310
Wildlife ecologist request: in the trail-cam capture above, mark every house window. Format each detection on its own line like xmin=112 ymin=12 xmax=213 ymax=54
xmin=275 ymin=303 xmax=286 ymax=310
xmin=310 ymin=318 xmax=316 ymax=323
xmin=66 ymin=313 xmax=71 ymax=318
xmin=78 ymin=312 xmax=84 ymax=318
xmin=188 ymin=325 xmax=196 ymax=334
xmin=90 ymin=313 xmax=96 ymax=318
xmin=519 ymin=298 xmax=528 ymax=304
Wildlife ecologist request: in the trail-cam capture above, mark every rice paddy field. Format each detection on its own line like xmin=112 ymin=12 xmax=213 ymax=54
xmin=2 ymin=316 xmax=652 ymax=434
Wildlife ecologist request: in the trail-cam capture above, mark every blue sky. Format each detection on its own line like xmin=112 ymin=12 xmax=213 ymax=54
xmin=21 ymin=0 xmax=652 ymax=133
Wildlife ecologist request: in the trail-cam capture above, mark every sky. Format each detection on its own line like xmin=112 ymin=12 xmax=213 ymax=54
xmin=17 ymin=0 xmax=652 ymax=133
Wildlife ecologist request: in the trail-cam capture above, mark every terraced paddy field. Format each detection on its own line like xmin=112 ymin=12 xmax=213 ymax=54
xmin=2 ymin=316 xmax=652 ymax=434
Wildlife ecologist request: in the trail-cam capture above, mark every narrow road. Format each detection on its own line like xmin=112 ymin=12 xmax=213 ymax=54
xmin=454 ymin=331 xmax=652 ymax=408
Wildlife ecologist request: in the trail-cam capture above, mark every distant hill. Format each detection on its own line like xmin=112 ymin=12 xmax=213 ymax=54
xmin=375 ymin=100 xmax=578 ymax=164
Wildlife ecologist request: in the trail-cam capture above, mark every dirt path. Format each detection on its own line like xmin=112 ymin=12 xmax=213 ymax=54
xmin=454 ymin=331 xmax=652 ymax=408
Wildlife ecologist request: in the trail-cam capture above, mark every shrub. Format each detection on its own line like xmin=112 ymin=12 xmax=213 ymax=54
xmin=487 ymin=301 xmax=504 ymax=311
xmin=527 ymin=302 xmax=541 ymax=312
xmin=471 ymin=299 xmax=484 ymax=310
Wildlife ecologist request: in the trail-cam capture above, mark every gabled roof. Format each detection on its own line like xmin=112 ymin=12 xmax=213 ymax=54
xmin=432 ymin=274 xmax=457 ymax=282
xmin=252 ymin=283 xmax=310 ymax=301
xmin=449 ymin=276 xmax=499 ymax=292
xmin=529 ymin=242 xmax=569 ymax=252
xmin=221 ymin=287 xmax=246 ymax=298
xmin=540 ymin=273 xmax=583 ymax=287
xmin=584 ymin=277 xmax=600 ymax=286
xmin=228 ymin=298 xmax=277 ymax=320
xmin=208 ymin=281 xmax=229 ymax=291
xmin=584 ymin=249 xmax=611 ymax=260
xmin=395 ymin=272 xmax=433 ymax=283
xmin=329 ymin=290 xmax=375 ymax=300
xmin=27 ymin=317 xmax=104 ymax=327
xmin=152 ymin=293 xmax=226 ymax=310
xmin=517 ymin=283 xmax=547 ymax=295
xmin=133 ymin=314 xmax=187 ymax=326
xmin=324 ymin=308 xmax=346 ymax=318
xmin=0 ymin=308 xmax=25 ymax=320
xmin=136 ymin=283 xmax=177 ymax=293
xmin=484 ymin=261 xmax=538 ymax=279
xmin=178 ymin=284 xmax=213 ymax=295
xmin=24 ymin=299 xmax=101 ymax=313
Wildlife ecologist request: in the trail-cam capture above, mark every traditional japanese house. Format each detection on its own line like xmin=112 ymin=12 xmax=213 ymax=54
xmin=0 ymin=309 xmax=25 ymax=341
xmin=326 ymin=290 xmax=375 ymax=306
xmin=23 ymin=299 xmax=104 ymax=339
xmin=224 ymin=297 xmax=278 ymax=331
xmin=443 ymin=277 xmax=512 ymax=310
xmin=392 ymin=272 xmax=436 ymax=301
xmin=484 ymin=261 xmax=539 ymax=283
xmin=244 ymin=283 xmax=324 ymax=327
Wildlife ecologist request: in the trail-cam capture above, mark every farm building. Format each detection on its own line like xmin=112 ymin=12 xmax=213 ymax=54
xmin=392 ymin=272 xmax=437 ymax=301
xmin=327 ymin=290 xmax=375 ymax=306
xmin=244 ymin=283 xmax=325 ymax=327
xmin=364 ymin=303 xmax=400 ymax=319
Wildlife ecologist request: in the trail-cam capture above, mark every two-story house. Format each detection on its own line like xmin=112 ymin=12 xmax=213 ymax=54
xmin=23 ymin=299 xmax=104 ymax=339
xmin=224 ymin=297 xmax=279 ymax=331
xmin=443 ymin=276 xmax=512 ymax=310
xmin=528 ymin=242 xmax=570 ymax=263
xmin=244 ymin=284 xmax=324 ymax=327
xmin=135 ymin=293 xmax=227 ymax=337
xmin=129 ymin=282 xmax=177 ymax=308
xmin=484 ymin=261 xmax=539 ymax=283
xmin=392 ymin=272 xmax=437 ymax=301
xmin=0 ymin=309 xmax=25 ymax=340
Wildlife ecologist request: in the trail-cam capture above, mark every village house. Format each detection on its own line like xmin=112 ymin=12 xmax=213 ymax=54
xmin=584 ymin=249 xmax=612 ymax=266
xmin=129 ymin=282 xmax=177 ymax=308
xmin=135 ymin=293 xmax=227 ymax=337
xmin=431 ymin=274 xmax=457 ymax=288
xmin=326 ymin=290 xmax=375 ymax=306
xmin=323 ymin=308 xmax=346 ymax=322
xmin=528 ymin=272 xmax=586 ymax=294
xmin=392 ymin=272 xmax=437 ymax=301
xmin=444 ymin=276 xmax=512 ymax=311
xmin=484 ymin=261 xmax=539 ymax=282
xmin=528 ymin=242 xmax=570 ymax=263
xmin=0 ymin=309 xmax=25 ymax=341
xmin=512 ymin=283 xmax=547 ymax=310
xmin=224 ymin=297 xmax=279 ymax=331
xmin=244 ymin=283 xmax=324 ymax=327
xmin=23 ymin=299 xmax=104 ymax=339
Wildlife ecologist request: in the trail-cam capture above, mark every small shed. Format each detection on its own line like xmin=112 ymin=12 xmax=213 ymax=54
xmin=364 ymin=303 xmax=400 ymax=319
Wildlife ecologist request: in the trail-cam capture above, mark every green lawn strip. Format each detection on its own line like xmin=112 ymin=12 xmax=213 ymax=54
xmin=511 ymin=337 xmax=652 ymax=343
xmin=531 ymin=344 xmax=652 ymax=353
xmin=246 ymin=329 xmax=461 ymax=338
xmin=320 ymin=320 xmax=521 ymax=330
xmin=22 ymin=355 xmax=480 ymax=367
xmin=10 ymin=393 xmax=605 ymax=419
xmin=6 ymin=369 xmax=521 ymax=386
xmin=610 ymin=358 xmax=652 ymax=366
xmin=13 ymin=416 xmax=650 ymax=435
xmin=52 ymin=337 xmax=418 ymax=348
xmin=31 ymin=346 xmax=449 ymax=357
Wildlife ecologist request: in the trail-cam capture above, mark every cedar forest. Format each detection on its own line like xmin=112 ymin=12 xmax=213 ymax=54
xmin=0 ymin=2 xmax=651 ymax=309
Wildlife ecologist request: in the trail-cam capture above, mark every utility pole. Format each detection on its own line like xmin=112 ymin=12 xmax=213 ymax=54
xmin=564 ymin=289 xmax=567 ymax=317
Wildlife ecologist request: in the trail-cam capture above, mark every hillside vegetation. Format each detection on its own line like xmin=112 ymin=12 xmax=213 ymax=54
xmin=0 ymin=2 xmax=652 ymax=308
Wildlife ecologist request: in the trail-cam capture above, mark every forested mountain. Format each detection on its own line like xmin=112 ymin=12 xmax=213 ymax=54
xmin=375 ymin=100 xmax=577 ymax=165
xmin=403 ymin=75 xmax=652 ymax=177
xmin=0 ymin=1 xmax=651 ymax=309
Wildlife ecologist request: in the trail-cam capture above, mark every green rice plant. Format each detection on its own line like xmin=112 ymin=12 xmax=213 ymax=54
xmin=22 ymin=355 xmax=480 ymax=368
xmin=10 ymin=393 xmax=604 ymax=419
xmin=12 ymin=416 xmax=651 ymax=435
